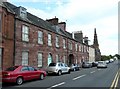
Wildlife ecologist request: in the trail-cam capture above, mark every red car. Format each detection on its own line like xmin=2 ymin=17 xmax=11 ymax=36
xmin=2 ymin=65 xmax=46 ymax=85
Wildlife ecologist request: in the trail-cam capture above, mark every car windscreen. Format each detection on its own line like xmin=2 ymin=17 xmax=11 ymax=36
xmin=49 ymin=63 xmax=56 ymax=66
xmin=5 ymin=66 xmax=19 ymax=71
xmin=98 ymin=62 xmax=104 ymax=64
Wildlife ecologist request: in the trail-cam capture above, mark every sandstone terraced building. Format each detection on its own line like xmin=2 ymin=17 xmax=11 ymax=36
xmin=0 ymin=2 xmax=101 ymax=70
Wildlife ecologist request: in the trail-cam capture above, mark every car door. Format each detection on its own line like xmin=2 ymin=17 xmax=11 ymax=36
xmin=28 ymin=67 xmax=39 ymax=79
xmin=63 ymin=63 xmax=68 ymax=73
xmin=20 ymin=66 xmax=30 ymax=80
xmin=60 ymin=63 xmax=65 ymax=73
xmin=64 ymin=64 xmax=69 ymax=72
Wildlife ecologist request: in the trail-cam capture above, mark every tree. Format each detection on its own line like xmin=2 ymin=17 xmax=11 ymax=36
xmin=101 ymin=55 xmax=110 ymax=61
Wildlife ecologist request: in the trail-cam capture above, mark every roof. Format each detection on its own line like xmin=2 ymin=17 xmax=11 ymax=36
xmin=3 ymin=2 xmax=87 ymax=45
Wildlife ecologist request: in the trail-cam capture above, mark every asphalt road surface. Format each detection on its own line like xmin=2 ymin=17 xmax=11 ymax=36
xmin=2 ymin=60 xmax=119 ymax=89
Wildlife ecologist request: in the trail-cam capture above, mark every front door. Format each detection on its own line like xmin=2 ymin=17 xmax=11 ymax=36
xmin=48 ymin=54 xmax=52 ymax=65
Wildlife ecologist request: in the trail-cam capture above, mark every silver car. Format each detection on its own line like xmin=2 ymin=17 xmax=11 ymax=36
xmin=46 ymin=62 xmax=71 ymax=76
xmin=97 ymin=61 xmax=107 ymax=68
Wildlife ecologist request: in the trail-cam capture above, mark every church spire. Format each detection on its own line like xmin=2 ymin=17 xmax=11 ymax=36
xmin=92 ymin=28 xmax=101 ymax=61
xmin=93 ymin=28 xmax=99 ymax=48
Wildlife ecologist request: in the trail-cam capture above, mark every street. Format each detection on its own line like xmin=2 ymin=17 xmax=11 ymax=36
xmin=2 ymin=60 xmax=119 ymax=89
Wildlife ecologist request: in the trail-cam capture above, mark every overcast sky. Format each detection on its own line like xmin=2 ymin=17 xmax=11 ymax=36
xmin=8 ymin=0 xmax=119 ymax=55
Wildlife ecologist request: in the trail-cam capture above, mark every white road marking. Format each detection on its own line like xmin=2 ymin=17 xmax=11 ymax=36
xmin=72 ymin=74 xmax=86 ymax=80
xmin=90 ymin=71 xmax=95 ymax=73
xmin=50 ymin=82 xmax=65 ymax=88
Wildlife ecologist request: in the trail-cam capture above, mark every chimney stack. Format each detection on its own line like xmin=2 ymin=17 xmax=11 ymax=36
xmin=58 ymin=22 xmax=66 ymax=31
xmin=74 ymin=31 xmax=83 ymax=43
xmin=46 ymin=16 xmax=58 ymax=25
xmin=72 ymin=32 xmax=75 ymax=39
xmin=83 ymin=36 xmax=89 ymax=45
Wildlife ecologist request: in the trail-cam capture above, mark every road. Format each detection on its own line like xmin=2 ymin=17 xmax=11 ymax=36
xmin=2 ymin=60 xmax=119 ymax=89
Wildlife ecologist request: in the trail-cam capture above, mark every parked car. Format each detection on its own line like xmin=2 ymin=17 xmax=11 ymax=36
xmin=70 ymin=64 xmax=80 ymax=71
xmin=97 ymin=61 xmax=107 ymax=68
xmin=105 ymin=60 xmax=109 ymax=64
xmin=2 ymin=65 xmax=47 ymax=85
xmin=109 ymin=59 xmax=114 ymax=63
xmin=82 ymin=62 xmax=92 ymax=68
xmin=92 ymin=62 xmax=98 ymax=67
xmin=46 ymin=62 xmax=71 ymax=76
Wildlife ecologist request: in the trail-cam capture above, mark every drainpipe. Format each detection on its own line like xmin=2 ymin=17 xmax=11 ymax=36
xmin=13 ymin=16 xmax=16 ymax=66
xmin=66 ymin=37 xmax=69 ymax=66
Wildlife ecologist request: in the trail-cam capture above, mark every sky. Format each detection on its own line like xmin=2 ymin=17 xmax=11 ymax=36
xmin=8 ymin=0 xmax=119 ymax=55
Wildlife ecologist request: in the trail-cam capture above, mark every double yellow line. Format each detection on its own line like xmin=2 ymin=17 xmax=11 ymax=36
xmin=110 ymin=68 xmax=120 ymax=89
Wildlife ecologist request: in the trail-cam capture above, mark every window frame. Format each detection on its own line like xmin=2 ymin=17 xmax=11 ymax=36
xmin=22 ymin=51 xmax=28 ymax=66
xmin=22 ymin=25 xmax=29 ymax=42
xmin=56 ymin=36 xmax=59 ymax=47
xmin=69 ymin=42 xmax=72 ymax=50
xmin=48 ymin=34 xmax=52 ymax=46
xmin=38 ymin=31 xmax=43 ymax=44
xmin=63 ymin=55 xmax=66 ymax=63
xmin=56 ymin=54 xmax=59 ymax=63
xmin=75 ymin=44 xmax=78 ymax=51
xmin=63 ymin=39 xmax=66 ymax=49
xmin=38 ymin=52 xmax=43 ymax=67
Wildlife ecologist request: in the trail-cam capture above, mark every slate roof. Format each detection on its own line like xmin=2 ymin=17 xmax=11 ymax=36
xmin=2 ymin=2 xmax=85 ymax=44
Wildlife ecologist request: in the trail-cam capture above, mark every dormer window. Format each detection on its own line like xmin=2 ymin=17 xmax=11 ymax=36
xmin=19 ymin=6 xmax=27 ymax=19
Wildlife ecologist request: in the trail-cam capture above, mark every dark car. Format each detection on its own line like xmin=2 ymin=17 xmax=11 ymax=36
xmin=92 ymin=62 xmax=98 ymax=67
xmin=70 ymin=64 xmax=80 ymax=71
xmin=2 ymin=65 xmax=47 ymax=85
xmin=82 ymin=62 xmax=92 ymax=68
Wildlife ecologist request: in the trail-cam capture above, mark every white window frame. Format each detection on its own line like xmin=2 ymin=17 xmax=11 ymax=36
xmin=79 ymin=45 xmax=81 ymax=52
xmin=63 ymin=39 xmax=66 ymax=49
xmin=68 ymin=43 xmax=70 ymax=50
xmin=81 ymin=45 xmax=83 ymax=52
xmin=22 ymin=51 xmax=28 ymax=65
xmin=38 ymin=53 xmax=42 ymax=67
xmin=48 ymin=34 xmax=52 ymax=46
xmin=20 ymin=7 xmax=27 ymax=19
xmin=56 ymin=36 xmax=59 ymax=47
xmin=75 ymin=44 xmax=78 ymax=51
xmin=56 ymin=54 xmax=59 ymax=63
xmin=38 ymin=31 xmax=43 ymax=44
xmin=84 ymin=45 xmax=86 ymax=52
xmin=68 ymin=42 xmax=72 ymax=50
xmin=70 ymin=42 xmax=72 ymax=50
xmin=22 ymin=25 xmax=29 ymax=42
xmin=63 ymin=55 xmax=66 ymax=63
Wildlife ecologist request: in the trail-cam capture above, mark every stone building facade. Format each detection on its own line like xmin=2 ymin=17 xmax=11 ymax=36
xmin=0 ymin=2 xmax=96 ymax=70
xmin=0 ymin=2 xmax=15 ymax=70
xmin=89 ymin=46 xmax=95 ymax=62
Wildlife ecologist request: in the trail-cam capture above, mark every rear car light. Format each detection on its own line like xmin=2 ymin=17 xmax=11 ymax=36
xmin=3 ymin=73 xmax=10 ymax=76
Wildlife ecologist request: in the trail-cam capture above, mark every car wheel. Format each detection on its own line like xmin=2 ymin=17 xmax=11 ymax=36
xmin=58 ymin=70 xmax=62 ymax=76
xmin=68 ymin=70 xmax=71 ymax=74
xmin=40 ymin=74 xmax=44 ymax=80
xmin=73 ymin=68 xmax=76 ymax=71
xmin=16 ymin=77 xmax=23 ymax=85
